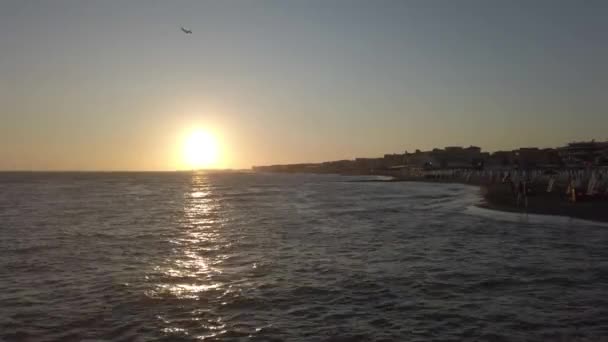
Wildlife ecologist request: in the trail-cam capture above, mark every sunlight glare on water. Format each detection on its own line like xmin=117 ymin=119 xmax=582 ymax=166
xmin=149 ymin=172 xmax=231 ymax=339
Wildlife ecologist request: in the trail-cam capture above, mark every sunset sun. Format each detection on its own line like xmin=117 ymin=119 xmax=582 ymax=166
xmin=183 ymin=130 xmax=219 ymax=169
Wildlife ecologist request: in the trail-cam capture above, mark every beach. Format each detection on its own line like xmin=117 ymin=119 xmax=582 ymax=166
xmin=373 ymin=170 xmax=608 ymax=223
xmin=480 ymin=181 xmax=608 ymax=223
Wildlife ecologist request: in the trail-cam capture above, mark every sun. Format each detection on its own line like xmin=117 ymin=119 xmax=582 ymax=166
xmin=183 ymin=130 xmax=219 ymax=169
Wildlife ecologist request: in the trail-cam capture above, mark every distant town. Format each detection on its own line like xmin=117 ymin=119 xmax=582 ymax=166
xmin=253 ymin=140 xmax=608 ymax=174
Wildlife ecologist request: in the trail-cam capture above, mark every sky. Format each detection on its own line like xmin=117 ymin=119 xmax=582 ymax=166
xmin=1 ymin=0 xmax=606 ymax=170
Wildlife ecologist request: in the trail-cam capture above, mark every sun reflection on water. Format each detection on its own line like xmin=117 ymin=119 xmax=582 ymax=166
xmin=148 ymin=172 xmax=233 ymax=338
xmin=170 ymin=173 xmax=224 ymax=282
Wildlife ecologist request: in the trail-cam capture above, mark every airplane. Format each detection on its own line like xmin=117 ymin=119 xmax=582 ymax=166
xmin=181 ymin=27 xmax=192 ymax=34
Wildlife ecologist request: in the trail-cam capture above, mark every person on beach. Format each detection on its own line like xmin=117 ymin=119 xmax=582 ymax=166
xmin=502 ymin=172 xmax=517 ymax=195
xmin=516 ymin=179 xmax=529 ymax=208
xmin=502 ymin=171 xmax=511 ymax=184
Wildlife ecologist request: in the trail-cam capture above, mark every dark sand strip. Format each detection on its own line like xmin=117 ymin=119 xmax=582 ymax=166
xmin=352 ymin=175 xmax=608 ymax=223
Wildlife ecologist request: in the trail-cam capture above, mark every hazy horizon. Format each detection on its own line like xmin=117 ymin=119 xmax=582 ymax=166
xmin=1 ymin=0 xmax=607 ymax=171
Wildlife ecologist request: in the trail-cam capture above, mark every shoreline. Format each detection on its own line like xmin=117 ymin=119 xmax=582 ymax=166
xmin=478 ymin=182 xmax=608 ymax=223
xmin=348 ymin=174 xmax=608 ymax=223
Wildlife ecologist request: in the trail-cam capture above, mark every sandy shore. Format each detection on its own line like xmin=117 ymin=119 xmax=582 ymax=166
xmin=353 ymin=175 xmax=608 ymax=223
xmin=479 ymin=182 xmax=608 ymax=223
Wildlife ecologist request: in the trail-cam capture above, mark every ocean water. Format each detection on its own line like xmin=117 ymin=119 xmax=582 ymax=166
xmin=1 ymin=172 xmax=607 ymax=342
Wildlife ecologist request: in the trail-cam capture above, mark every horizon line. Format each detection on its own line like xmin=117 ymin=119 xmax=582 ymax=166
xmin=0 ymin=169 xmax=251 ymax=173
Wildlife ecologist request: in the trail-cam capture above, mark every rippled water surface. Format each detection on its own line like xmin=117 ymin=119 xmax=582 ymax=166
xmin=1 ymin=172 xmax=607 ymax=341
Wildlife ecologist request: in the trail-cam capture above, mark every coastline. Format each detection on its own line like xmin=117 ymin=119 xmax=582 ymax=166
xmin=478 ymin=182 xmax=608 ymax=223
xmin=370 ymin=175 xmax=608 ymax=223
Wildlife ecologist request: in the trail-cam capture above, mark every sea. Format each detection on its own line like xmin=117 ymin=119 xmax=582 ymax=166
xmin=1 ymin=171 xmax=607 ymax=342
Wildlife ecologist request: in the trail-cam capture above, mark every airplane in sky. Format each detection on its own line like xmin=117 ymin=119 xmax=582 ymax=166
xmin=181 ymin=27 xmax=192 ymax=34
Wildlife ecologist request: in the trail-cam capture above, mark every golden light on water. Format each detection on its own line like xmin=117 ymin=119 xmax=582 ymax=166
xmin=142 ymin=173 xmax=260 ymax=338
xmin=183 ymin=130 xmax=220 ymax=169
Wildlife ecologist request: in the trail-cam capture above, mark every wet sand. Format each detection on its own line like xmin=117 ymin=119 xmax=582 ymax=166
xmin=353 ymin=175 xmax=608 ymax=223
xmin=479 ymin=182 xmax=608 ymax=223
